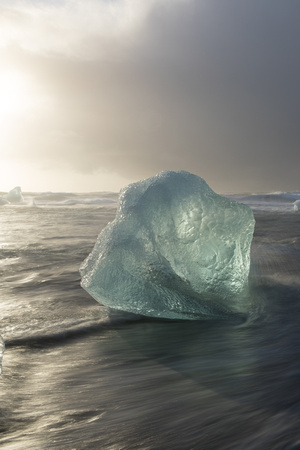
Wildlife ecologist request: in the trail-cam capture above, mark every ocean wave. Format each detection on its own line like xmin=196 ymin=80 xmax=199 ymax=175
xmin=0 ymin=336 xmax=4 ymax=374
xmin=0 ymin=191 xmax=118 ymax=209
xmin=226 ymin=192 xmax=300 ymax=212
xmin=2 ymin=190 xmax=299 ymax=211
xmin=4 ymin=313 xmax=142 ymax=349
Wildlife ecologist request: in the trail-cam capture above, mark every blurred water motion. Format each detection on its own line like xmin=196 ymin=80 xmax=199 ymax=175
xmin=0 ymin=196 xmax=299 ymax=448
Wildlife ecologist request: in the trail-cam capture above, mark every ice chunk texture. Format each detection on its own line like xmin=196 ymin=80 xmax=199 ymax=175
xmin=4 ymin=186 xmax=24 ymax=203
xmin=80 ymin=171 xmax=255 ymax=319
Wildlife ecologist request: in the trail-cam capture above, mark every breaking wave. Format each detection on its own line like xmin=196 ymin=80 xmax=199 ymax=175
xmin=1 ymin=188 xmax=299 ymax=212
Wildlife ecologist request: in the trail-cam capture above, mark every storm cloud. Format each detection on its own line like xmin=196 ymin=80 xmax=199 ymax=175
xmin=1 ymin=0 xmax=299 ymax=192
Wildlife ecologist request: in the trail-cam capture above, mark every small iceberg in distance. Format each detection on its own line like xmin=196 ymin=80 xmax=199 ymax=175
xmin=3 ymin=186 xmax=24 ymax=204
xmin=80 ymin=171 xmax=255 ymax=320
xmin=294 ymin=200 xmax=300 ymax=211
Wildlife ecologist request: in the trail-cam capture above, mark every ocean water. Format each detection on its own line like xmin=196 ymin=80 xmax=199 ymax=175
xmin=0 ymin=191 xmax=300 ymax=449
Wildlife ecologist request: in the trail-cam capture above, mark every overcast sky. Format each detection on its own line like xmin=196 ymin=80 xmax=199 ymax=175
xmin=0 ymin=0 xmax=299 ymax=193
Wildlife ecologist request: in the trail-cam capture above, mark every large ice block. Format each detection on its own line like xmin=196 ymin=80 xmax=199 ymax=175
xmin=80 ymin=171 xmax=255 ymax=319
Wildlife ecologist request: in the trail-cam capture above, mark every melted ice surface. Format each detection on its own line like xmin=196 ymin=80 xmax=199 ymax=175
xmin=80 ymin=171 xmax=255 ymax=320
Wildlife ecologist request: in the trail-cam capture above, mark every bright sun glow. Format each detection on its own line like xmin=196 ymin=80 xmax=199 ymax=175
xmin=0 ymin=68 xmax=47 ymax=159
xmin=0 ymin=70 xmax=34 ymax=117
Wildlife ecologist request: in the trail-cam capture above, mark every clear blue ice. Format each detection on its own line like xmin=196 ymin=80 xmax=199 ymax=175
xmin=80 ymin=171 xmax=255 ymax=319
